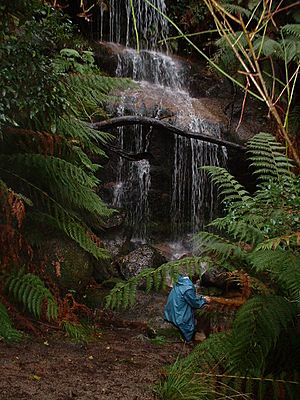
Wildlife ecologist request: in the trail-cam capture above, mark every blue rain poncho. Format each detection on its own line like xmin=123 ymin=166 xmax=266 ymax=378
xmin=164 ymin=275 xmax=207 ymax=342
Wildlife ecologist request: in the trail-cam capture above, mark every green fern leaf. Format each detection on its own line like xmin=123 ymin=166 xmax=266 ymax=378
xmin=247 ymin=133 xmax=294 ymax=184
xmin=62 ymin=321 xmax=92 ymax=343
xmin=249 ymin=249 xmax=300 ymax=301
xmin=281 ymin=24 xmax=300 ymax=39
xmin=105 ymin=257 xmax=206 ymax=310
xmin=145 ymin=271 xmax=154 ymax=293
xmin=202 ymin=166 xmax=251 ymax=205
xmin=6 ymin=271 xmax=58 ymax=322
xmin=0 ymin=302 xmax=23 ymax=342
xmin=253 ymin=36 xmax=283 ymax=58
xmin=222 ymin=3 xmax=253 ymax=18
xmin=229 ymin=295 xmax=297 ymax=373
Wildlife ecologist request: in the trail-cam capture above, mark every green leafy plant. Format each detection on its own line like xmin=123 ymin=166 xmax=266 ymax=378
xmin=154 ymin=132 xmax=300 ymax=399
xmin=0 ymin=0 xmax=129 ymax=340
xmin=0 ymin=302 xmax=23 ymax=342
xmin=62 ymin=321 xmax=95 ymax=343
xmin=0 ymin=1 xmax=129 ymax=261
xmin=6 ymin=269 xmax=58 ymax=321
xmin=105 ymin=256 xmax=211 ymax=310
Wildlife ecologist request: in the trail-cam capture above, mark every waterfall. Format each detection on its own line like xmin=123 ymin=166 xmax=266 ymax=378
xmin=93 ymin=0 xmax=168 ymax=50
xmin=116 ymin=50 xmax=186 ymax=89
xmin=96 ymin=0 xmax=227 ymax=243
xmin=172 ymin=122 xmax=227 ymax=238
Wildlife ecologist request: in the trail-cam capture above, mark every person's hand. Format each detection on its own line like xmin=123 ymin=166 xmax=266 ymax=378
xmin=203 ymin=296 xmax=211 ymax=308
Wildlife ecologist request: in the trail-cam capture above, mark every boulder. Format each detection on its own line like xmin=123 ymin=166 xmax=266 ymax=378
xmin=201 ymin=266 xmax=229 ymax=290
xmin=38 ymin=238 xmax=94 ymax=295
xmin=102 ymin=236 xmax=134 ymax=258
xmin=92 ymin=256 xmax=118 ymax=283
xmin=117 ymin=244 xmax=167 ymax=279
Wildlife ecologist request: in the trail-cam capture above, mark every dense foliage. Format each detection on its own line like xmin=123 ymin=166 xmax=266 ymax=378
xmin=154 ymin=133 xmax=300 ymax=399
xmin=0 ymin=0 xmax=128 ymax=340
xmin=104 ymin=132 xmax=300 ymax=398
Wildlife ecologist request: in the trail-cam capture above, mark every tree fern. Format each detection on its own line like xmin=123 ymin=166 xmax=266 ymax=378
xmin=159 ymin=330 xmax=300 ymax=399
xmin=209 ymin=215 xmax=264 ymax=244
xmin=195 ymin=231 xmax=247 ymax=264
xmin=29 ymin=211 xmax=110 ymax=260
xmin=0 ymin=302 xmax=23 ymax=342
xmin=62 ymin=321 xmax=94 ymax=343
xmin=0 ymin=153 xmax=111 ymax=217
xmin=201 ymin=166 xmax=251 ymax=205
xmin=105 ymin=257 xmax=210 ymax=310
xmin=249 ymin=249 xmax=300 ymax=302
xmin=221 ymin=3 xmax=253 ymax=18
xmin=282 ymin=24 xmax=300 ymax=39
xmin=6 ymin=269 xmax=58 ymax=321
xmin=156 ymin=131 xmax=300 ymax=397
xmin=247 ymin=133 xmax=295 ymax=183
xmin=228 ymin=295 xmax=298 ymax=373
xmin=0 ymin=2 xmax=132 ymax=270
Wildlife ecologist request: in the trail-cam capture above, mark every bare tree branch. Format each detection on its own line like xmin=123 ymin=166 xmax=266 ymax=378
xmin=90 ymin=116 xmax=246 ymax=151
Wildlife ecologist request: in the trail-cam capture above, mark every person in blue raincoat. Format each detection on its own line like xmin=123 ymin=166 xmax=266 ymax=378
xmin=164 ymin=274 xmax=208 ymax=342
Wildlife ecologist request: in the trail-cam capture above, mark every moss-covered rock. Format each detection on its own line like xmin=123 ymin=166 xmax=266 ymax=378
xmin=39 ymin=238 xmax=94 ymax=295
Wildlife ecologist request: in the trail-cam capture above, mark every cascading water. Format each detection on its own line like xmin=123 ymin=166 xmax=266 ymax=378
xmin=96 ymin=0 xmax=227 ymax=244
xmin=172 ymin=122 xmax=226 ymax=238
xmin=94 ymin=0 xmax=168 ymax=49
xmin=113 ymin=97 xmax=152 ymax=241
xmin=116 ymin=49 xmax=186 ymax=89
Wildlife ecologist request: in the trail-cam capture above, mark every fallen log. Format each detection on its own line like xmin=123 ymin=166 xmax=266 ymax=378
xmin=90 ymin=116 xmax=246 ymax=151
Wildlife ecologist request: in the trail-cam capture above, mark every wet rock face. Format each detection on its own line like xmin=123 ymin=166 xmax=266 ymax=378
xmin=117 ymin=244 xmax=167 ymax=279
xmin=201 ymin=267 xmax=229 ymax=289
xmin=102 ymin=236 xmax=134 ymax=258
xmin=37 ymin=238 xmax=94 ymax=295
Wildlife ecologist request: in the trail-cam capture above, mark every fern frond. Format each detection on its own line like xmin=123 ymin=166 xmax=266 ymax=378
xmin=210 ymin=216 xmax=264 ymax=244
xmin=212 ymin=37 xmax=241 ymax=76
xmin=284 ymin=38 xmax=300 ymax=63
xmin=202 ymin=166 xmax=251 ymax=205
xmin=30 ymin=211 xmax=109 ymax=260
xmin=256 ymin=232 xmax=300 ymax=250
xmin=175 ymin=332 xmax=231 ymax=385
xmin=222 ymin=3 xmax=253 ymax=18
xmin=228 ymin=295 xmax=298 ymax=373
xmin=281 ymin=24 xmax=300 ymax=39
xmin=5 ymin=270 xmax=58 ymax=321
xmin=1 ymin=153 xmax=111 ymax=258
xmin=64 ymin=74 xmax=131 ymax=120
xmin=195 ymin=372 xmax=300 ymax=400
xmin=253 ymin=36 xmax=283 ymax=58
xmin=105 ymin=257 xmax=209 ymax=310
xmin=61 ymin=321 xmax=93 ymax=343
xmin=288 ymin=104 xmax=300 ymax=137
xmin=0 ymin=301 xmax=23 ymax=342
xmin=55 ymin=116 xmax=112 ymax=147
xmin=247 ymin=133 xmax=294 ymax=183
xmin=195 ymin=231 xmax=246 ymax=262
xmin=249 ymin=249 xmax=300 ymax=301
xmin=0 ymin=152 xmax=99 ymax=188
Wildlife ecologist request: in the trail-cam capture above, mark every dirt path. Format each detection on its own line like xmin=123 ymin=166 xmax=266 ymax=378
xmin=0 ymin=326 xmax=190 ymax=400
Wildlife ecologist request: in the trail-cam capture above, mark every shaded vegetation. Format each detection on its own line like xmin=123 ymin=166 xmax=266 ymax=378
xmin=0 ymin=0 xmax=128 ymax=340
xmin=154 ymin=133 xmax=300 ymax=399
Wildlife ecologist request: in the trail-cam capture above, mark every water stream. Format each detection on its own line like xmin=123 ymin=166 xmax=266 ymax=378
xmin=93 ymin=0 xmax=168 ymax=49
xmin=96 ymin=0 xmax=227 ymax=244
